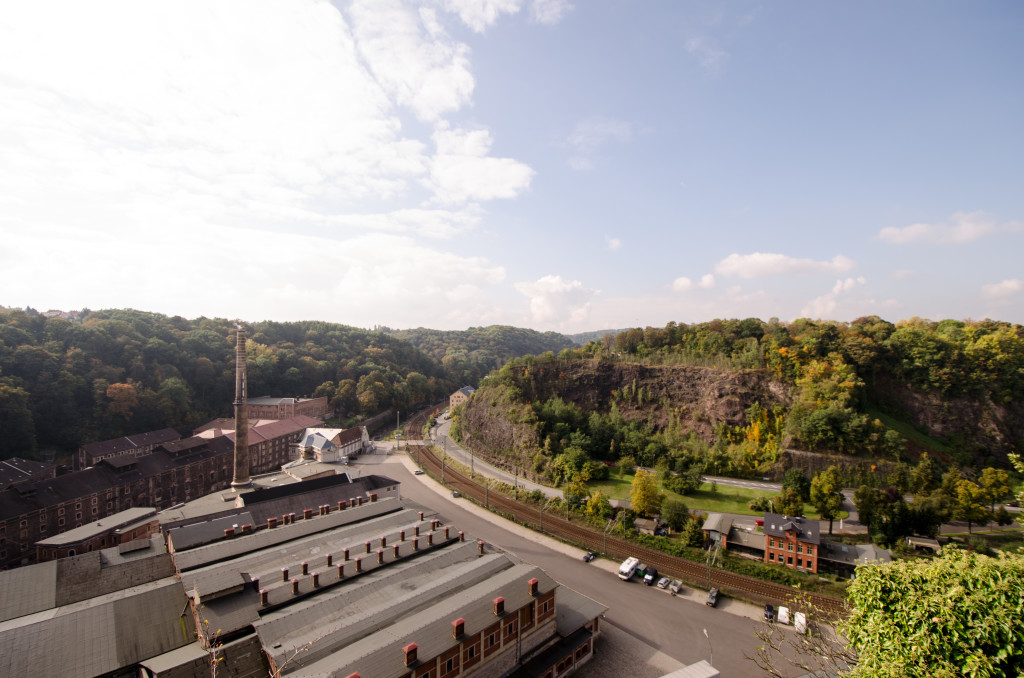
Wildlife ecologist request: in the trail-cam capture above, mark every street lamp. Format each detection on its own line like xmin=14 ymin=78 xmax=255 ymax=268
xmin=703 ymin=628 xmax=713 ymax=667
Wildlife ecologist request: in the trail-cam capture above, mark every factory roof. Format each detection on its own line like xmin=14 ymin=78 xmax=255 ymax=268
xmin=36 ymin=506 xmax=157 ymax=546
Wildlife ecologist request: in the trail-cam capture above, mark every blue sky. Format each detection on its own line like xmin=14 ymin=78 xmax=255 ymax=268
xmin=2 ymin=1 xmax=1021 ymax=333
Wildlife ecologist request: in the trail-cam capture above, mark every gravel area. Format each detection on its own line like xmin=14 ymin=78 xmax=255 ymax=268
xmin=581 ymin=620 xmax=688 ymax=678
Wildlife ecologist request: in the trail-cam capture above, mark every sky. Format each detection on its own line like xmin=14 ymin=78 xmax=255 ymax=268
xmin=1 ymin=1 xmax=1022 ymax=334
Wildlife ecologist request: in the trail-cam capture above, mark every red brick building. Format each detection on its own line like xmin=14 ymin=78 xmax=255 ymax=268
xmin=35 ymin=506 xmax=160 ymax=561
xmin=75 ymin=428 xmax=182 ymax=470
xmin=762 ymin=513 xmax=820 ymax=573
xmin=246 ymin=396 xmax=329 ymax=420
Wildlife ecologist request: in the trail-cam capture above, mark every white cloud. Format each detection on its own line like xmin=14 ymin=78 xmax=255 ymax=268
xmin=567 ymin=118 xmax=632 ymax=153
xmin=0 ymin=1 xmax=539 ymax=330
xmin=530 ymin=0 xmax=573 ymax=24
xmin=443 ymin=0 xmax=521 ymax=33
xmin=426 ymin=124 xmax=535 ymax=204
xmin=606 ymin=237 xmax=622 ymax=252
xmin=514 ymin=275 xmax=597 ymax=328
xmin=349 ymin=0 xmax=476 ymax=122
xmin=877 ymin=211 xmax=1022 ymax=245
xmin=800 ymin=277 xmax=867 ymax=318
xmin=981 ymin=279 xmax=1023 ymax=299
xmin=686 ymin=36 xmax=729 ymax=72
xmin=672 ymin=274 xmax=715 ymax=292
xmin=715 ymin=252 xmax=855 ymax=278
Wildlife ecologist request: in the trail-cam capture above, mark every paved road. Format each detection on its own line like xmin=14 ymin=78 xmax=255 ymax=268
xmin=350 ymin=452 xmax=809 ymax=678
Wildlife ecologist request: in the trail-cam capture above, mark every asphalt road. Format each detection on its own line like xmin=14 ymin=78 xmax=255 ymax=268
xmin=351 ymin=452 xmax=807 ymax=678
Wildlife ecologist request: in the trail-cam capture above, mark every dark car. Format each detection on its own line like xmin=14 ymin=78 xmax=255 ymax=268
xmin=764 ymin=604 xmax=776 ymax=622
xmin=582 ymin=552 xmax=596 ymax=562
xmin=706 ymin=588 xmax=719 ymax=607
xmin=643 ymin=567 xmax=659 ymax=586
xmin=451 ymin=490 xmax=461 ymax=498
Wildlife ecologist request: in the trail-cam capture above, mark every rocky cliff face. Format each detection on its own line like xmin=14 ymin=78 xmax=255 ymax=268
xmin=874 ymin=374 xmax=1024 ymax=462
xmin=457 ymin=360 xmax=790 ymax=477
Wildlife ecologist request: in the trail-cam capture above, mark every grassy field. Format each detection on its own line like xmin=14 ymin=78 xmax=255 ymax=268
xmin=589 ymin=472 xmax=848 ymax=520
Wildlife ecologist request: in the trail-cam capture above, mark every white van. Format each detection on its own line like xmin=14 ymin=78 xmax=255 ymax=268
xmin=618 ymin=557 xmax=639 ymax=580
xmin=794 ymin=611 xmax=808 ymax=635
xmin=777 ymin=606 xmax=791 ymax=624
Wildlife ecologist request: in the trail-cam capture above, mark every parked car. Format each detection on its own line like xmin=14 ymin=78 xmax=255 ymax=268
xmin=777 ymin=606 xmax=791 ymax=624
xmin=582 ymin=552 xmax=596 ymax=563
xmin=413 ymin=469 xmax=424 ymax=475
xmin=763 ymin=604 xmax=776 ymax=622
xmin=706 ymin=588 xmax=719 ymax=607
xmin=643 ymin=567 xmax=659 ymax=586
xmin=755 ymin=519 xmax=764 ymax=527
xmin=451 ymin=490 xmax=461 ymax=498
xmin=636 ymin=563 xmax=649 ymax=578
xmin=656 ymin=577 xmax=671 ymax=589
xmin=668 ymin=579 xmax=684 ymax=595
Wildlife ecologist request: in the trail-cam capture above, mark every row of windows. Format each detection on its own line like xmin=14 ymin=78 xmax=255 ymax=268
xmin=767 ymin=538 xmax=813 ymax=556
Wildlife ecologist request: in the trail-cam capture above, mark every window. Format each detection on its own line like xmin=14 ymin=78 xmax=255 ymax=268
xmin=769 ymin=538 xmax=774 ymax=547
xmin=807 ymin=546 xmax=813 ymax=555
xmin=797 ymin=545 xmax=803 ymax=554
xmin=797 ymin=558 xmax=803 ymax=568
xmin=787 ymin=556 xmax=793 ymax=565
xmin=466 ymin=646 xmax=476 ymax=660
xmin=75 ymin=513 xmax=82 ymax=521
xmin=769 ymin=552 xmax=775 ymax=562
xmin=445 ymin=658 xmax=455 ymax=673
xmin=787 ymin=542 xmax=793 ymax=551
xmin=486 ymin=631 xmax=498 ymax=649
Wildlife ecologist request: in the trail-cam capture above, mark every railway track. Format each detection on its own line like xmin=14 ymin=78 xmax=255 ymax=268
xmin=403 ymin=411 xmax=849 ymax=619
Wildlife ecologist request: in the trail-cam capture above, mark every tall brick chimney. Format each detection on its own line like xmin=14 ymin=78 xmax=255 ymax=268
xmin=231 ymin=326 xmax=251 ymax=488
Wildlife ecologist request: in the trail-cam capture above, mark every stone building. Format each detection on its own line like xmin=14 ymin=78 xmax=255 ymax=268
xmin=449 ymin=386 xmax=475 ymax=411
xmin=75 ymin=428 xmax=182 ymax=470
xmin=246 ymin=396 xmax=330 ymax=420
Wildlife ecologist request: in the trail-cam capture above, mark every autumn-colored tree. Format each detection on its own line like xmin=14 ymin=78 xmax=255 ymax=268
xmin=106 ymin=382 xmax=139 ymax=418
xmin=630 ymin=469 xmax=663 ymax=518
xmin=978 ymin=467 xmax=1012 ymax=511
xmin=810 ymin=466 xmax=845 ymax=535
xmin=775 ymin=486 xmax=804 ymax=517
xmin=952 ymin=478 xmax=990 ymax=534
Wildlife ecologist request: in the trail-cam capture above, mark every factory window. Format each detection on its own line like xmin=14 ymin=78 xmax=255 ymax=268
xmin=75 ymin=513 xmax=82 ymax=521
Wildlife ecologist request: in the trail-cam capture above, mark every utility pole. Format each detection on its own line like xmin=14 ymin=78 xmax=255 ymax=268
xmin=703 ymin=628 xmax=713 ymax=667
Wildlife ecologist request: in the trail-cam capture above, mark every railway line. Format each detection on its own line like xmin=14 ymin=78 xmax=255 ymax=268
xmin=403 ymin=410 xmax=848 ymax=618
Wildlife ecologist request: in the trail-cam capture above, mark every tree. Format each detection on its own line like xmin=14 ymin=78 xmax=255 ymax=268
xmin=617 ymin=455 xmax=636 ymax=479
xmin=952 ymin=478 xmax=990 ymax=534
xmin=853 ymin=484 xmax=887 ymax=531
xmin=810 ymin=466 xmax=845 ymax=535
xmin=584 ymin=491 xmax=613 ymax=521
xmin=911 ymin=453 xmax=939 ymax=495
xmin=841 ymin=549 xmax=1024 ymax=677
xmin=630 ymin=469 xmax=663 ymax=518
xmin=782 ymin=468 xmax=811 ymax=501
xmin=978 ymin=467 xmax=1012 ymax=512
xmin=680 ymin=517 xmax=705 ymax=547
xmin=660 ymin=495 xmax=690 ymax=532
xmin=775 ymin=486 xmax=804 ymax=517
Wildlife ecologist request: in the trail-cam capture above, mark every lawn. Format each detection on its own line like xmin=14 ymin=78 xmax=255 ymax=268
xmin=589 ymin=473 xmax=848 ymax=520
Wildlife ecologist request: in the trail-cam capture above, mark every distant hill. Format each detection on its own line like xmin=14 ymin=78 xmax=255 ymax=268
xmin=388 ymin=325 xmax=575 ymax=385
xmin=565 ymin=329 xmax=631 ymax=346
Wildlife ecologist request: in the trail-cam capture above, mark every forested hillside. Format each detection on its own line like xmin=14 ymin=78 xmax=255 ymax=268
xmin=453 ymin=316 xmax=1024 ymax=485
xmin=388 ymin=325 xmax=575 ymax=385
xmin=0 ymin=308 xmax=456 ymax=458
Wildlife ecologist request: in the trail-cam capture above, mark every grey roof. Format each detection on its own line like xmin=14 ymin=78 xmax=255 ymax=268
xmin=0 ymin=537 xmax=172 ymax=622
xmin=137 ymin=640 xmax=208 ymax=674
xmin=167 ymin=511 xmax=256 ymax=551
xmin=0 ymin=577 xmax=193 ymax=678
xmin=240 ymin=473 xmax=399 ymax=525
xmin=0 ymin=560 xmax=57 ymax=622
xmin=173 ymin=497 xmax=405 ymax=575
xmin=299 ymin=432 xmax=337 ymax=451
xmin=0 ymin=457 xmax=53 ymax=489
xmin=79 ymin=428 xmax=181 ymax=458
xmin=36 ymin=506 xmax=157 ymax=546
xmin=762 ymin=512 xmax=820 ymax=545
xmin=701 ymin=513 xmax=733 ymax=535
xmin=456 ymin=386 xmax=476 ymax=397
xmin=292 ymin=561 xmax=557 ymax=678
xmin=257 ymin=545 xmax=509 ymax=669
xmin=554 ymin=585 xmax=607 ymax=636
xmin=181 ymin=506 xmax=432 ymax=606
